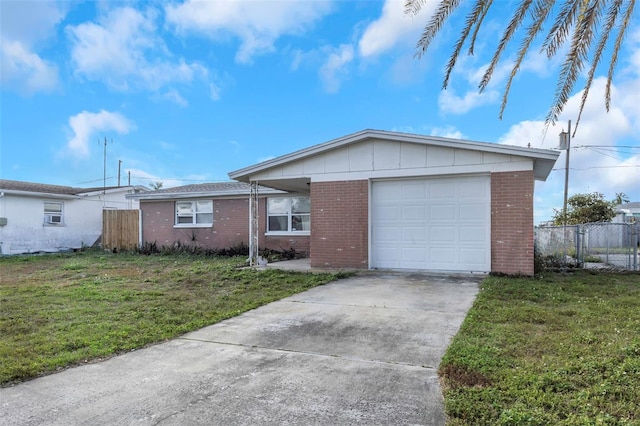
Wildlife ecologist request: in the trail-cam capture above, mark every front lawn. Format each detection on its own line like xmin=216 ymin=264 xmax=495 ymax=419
xmin=440 ymin=271 xmax=640 ymax=425
xmin=0 ymin=252 xmax=347 ymax=386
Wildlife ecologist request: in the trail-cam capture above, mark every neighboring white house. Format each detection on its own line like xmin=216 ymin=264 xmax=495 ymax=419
xmin=614 ymin=202 xmax=640 ymax=223
xmin=0 ymin=180 xmax=147 ymax=254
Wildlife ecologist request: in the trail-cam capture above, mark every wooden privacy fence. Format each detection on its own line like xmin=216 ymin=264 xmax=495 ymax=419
xmin=102 ymin=209 xmax=140 ymax=252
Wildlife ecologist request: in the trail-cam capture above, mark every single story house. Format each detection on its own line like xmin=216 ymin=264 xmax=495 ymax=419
xmin=229 ymin=129 xmax=560 ymax=275
xmin=128 ymin=182 xmax=312 ymax=256
xmin=614 ymin=202 xmax=640 ymax=223
xmin=0 ymin=180 xmax=146 ymax=254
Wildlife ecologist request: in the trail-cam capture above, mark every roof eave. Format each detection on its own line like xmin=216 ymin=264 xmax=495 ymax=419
xmin=0 ymin=189 xmax=80 ymax=200
xmin=127 ymin=188 xmax=286 ymax=200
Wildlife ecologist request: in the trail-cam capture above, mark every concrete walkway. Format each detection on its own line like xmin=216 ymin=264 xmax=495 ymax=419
xmin=0 ymin=272 xmax=481 ymax=425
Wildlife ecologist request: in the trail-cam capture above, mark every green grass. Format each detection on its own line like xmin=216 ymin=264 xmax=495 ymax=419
xmin=0 ymin=251 xmax=348 ymax=386
xmin=440 ymin=271 xmax=640 ymax=425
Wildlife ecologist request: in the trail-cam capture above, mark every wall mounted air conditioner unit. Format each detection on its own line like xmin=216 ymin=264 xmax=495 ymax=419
xmin=44 ymin=214 xmax=62 ymax=225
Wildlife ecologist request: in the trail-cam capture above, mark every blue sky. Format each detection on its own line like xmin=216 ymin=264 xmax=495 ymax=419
xmin=1 ymin=0 xmax=639 ymax=223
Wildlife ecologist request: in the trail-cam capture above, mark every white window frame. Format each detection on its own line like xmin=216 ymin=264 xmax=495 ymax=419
xmin=266 ymin=197 xmax=310 ymax=236
xmin=44 ymin=201 xmax=64 ymax=226
xmin=174 ymin=200 xmax=213 ymax=228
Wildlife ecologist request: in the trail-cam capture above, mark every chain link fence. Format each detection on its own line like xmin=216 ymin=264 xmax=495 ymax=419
xmin=535 ymin=222 xmax=640 ymax=271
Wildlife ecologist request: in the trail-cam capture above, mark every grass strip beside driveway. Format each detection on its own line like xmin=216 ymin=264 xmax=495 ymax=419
xmin=439 ymin=271 xmax=640 ymax=425
xmin=0 ymin=252 xmax=347 ymax=386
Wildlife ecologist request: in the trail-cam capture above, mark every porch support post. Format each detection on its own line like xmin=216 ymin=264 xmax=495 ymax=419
xmin=249 ymin=181 xmax=259 ymax=266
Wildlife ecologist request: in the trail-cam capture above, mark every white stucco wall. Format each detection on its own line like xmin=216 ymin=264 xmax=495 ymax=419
xmin=0 ymin=188 xmax=140 ymax=254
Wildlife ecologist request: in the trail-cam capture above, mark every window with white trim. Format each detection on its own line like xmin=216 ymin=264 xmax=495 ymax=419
xmin=267 ymin=197 xmax=310 ymax=234
xmin=175 ymin=200 xmax=213 ymax=227
xmin=44 ymin=202 xmax=63 ymax=225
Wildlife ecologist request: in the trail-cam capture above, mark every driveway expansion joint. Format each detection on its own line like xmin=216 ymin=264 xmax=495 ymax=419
xmin=179 ymin=337 xmax=437 ymax=371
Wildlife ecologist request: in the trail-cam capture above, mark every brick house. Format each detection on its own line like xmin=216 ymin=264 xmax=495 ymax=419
xmin=229 ymin=129 xmax=559 ymax=275
xmin=130 ymin=182 xmax=311 ymax=256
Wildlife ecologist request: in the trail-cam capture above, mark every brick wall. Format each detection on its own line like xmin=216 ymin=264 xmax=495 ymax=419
xmin=140 ymin=198 xmax=309 ymax=256
xmin=310 ymin=180 xmax=368 ymax=268
xmin=491 ymin=171 xmax=535 ymax=275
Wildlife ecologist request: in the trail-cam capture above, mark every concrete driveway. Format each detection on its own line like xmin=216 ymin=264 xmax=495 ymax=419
xmin=0 ymin=272 xmax=480 ymax=425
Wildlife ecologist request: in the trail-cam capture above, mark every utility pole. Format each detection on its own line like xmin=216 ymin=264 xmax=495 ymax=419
xmin=128 ymin=171 xmax=131 ymax=186
xmin=118 ymin=160 xmax=122 ymax=187
xmin=560 ymin=121 xmax=571 ymax=226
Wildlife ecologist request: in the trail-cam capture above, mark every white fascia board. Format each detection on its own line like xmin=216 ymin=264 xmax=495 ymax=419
xmin=1 ymin=190 xmax=79 ymax=200
xmin=228 ymin=129 xmax=560 ymax=181
xmin=128 ymin=188 xmax=286 ymax=201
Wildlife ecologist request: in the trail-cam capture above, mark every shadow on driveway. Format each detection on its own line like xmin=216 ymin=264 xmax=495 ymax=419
xmin=0 ymin=272 xmax=481 ymax=425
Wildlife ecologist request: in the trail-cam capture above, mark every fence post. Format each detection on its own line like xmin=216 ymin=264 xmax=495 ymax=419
xmin=576 ymin=224 xmax=581 ymax=267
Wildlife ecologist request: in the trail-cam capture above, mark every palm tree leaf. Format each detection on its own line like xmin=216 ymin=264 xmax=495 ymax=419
xmin=499 ymin=0 xmax=555 ymax=119
xmin=546 ymin=0 xmax=604 ymax=125
xmin=541 ymin=0 xmax=581 ymax=58
xmin=606 ymin=0 xmax=636 ymax=111
xmin=443 ymin=0 xmax=494 ymax=89
xmin=405 ymin=0 xmax=428 ymax=16
xmin=573 ymin=0 xmax=624 ymax=134
xmin=479 ymin=0 xmax=534 ymax=93
xmin=413 ymin=0 xmax=463 ymax=58
xmin=467 ymin=0 xmax=493 ymax=55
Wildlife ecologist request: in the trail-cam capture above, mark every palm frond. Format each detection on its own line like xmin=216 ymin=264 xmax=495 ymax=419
xmin=414 ymin=0 xmax=463 ymax=58
xmin=404 ymin=0 xmax=428 ymax=17
xmin=541 ymin=0 xmax=581 ymax=57
xmin=499 ymin=0 xmax=555 ymax=119
xmin=546 ymin=0 xmax=604 ymax=126
xmin=479 ymin=0 xmax=534 ymax=93
xmin=573 ymin=0 xmax=624 ymax=134
xmin=468 ymin=0 xmax=493 ymax=55
xmin=443 ymin=0 xmax=494 ymax=89
xmin=606 ymin=0 xmax=636 ymax=111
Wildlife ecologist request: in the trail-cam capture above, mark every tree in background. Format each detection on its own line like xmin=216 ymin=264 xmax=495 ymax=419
xmin=406 ymin=0 xmax=636 ymax=133
xmin=612 ymin=192 xmax=630 ymax=205
xmin=150 ymin=181 xmax=164 ymax=191
xmin=552 ymin=192 xmax=616 ymax=224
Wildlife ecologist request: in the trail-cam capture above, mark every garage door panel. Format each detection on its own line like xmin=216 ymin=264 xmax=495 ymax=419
xmin=372 ymin=176 xmax=490 ymax=272
xmin=402 ymin=206 xmax=426 ymax=220
xmin=402 ymin=227 xmax=426 ymax=243
xmin=459 ymin=248 xmax=486 ymax=264
xmin=376 ymin=226 xmax=401 ymax=242
xmin=401 ymin=183 xmax=427 ymax=200
xmin=430 ymin=204 xmax=454 ymax=220
xmin=376 ymin=205 xmax=400 ymax=221
xmin=429 ymin=247 xmax=456 ymax=264
xmin=430 ymin=226 xmax=456 ymax=242
xmin=459 ymin=226 xmax=487 ymax=242
xmin=459 ymin=181 xmax=488 ymax=197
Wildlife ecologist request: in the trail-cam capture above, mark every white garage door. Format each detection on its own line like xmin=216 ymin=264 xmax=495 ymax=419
xmin=371 ymin=175 xmax=490 ymax=272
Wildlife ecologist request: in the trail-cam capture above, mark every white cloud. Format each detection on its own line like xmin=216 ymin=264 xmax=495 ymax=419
xmin=0 ymin=39 xmax=59 ymax=93
xmin=430 ymin=126 xmax=464 ymax=139
xmin=319 ymin=44 xmax=354 ymax=93
xmin=358 ymin=0 xmax=432 ymax=58
xmin=0 ymin=1 xmax=65 ymax=93
xmin=67 ymin=6 xmax=208 ymax=92
xmin=209 ymin=83 xmax=221 ymax=101
xmin=159 ymin=89 xmax=189 ymax=107
xmin=165 ymin=0 xmax=333 ymax=64
xmin=67 ymin=110 xmax=135 ymax=158
xmin=438 ymin=87 xmax=499 ymax=114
